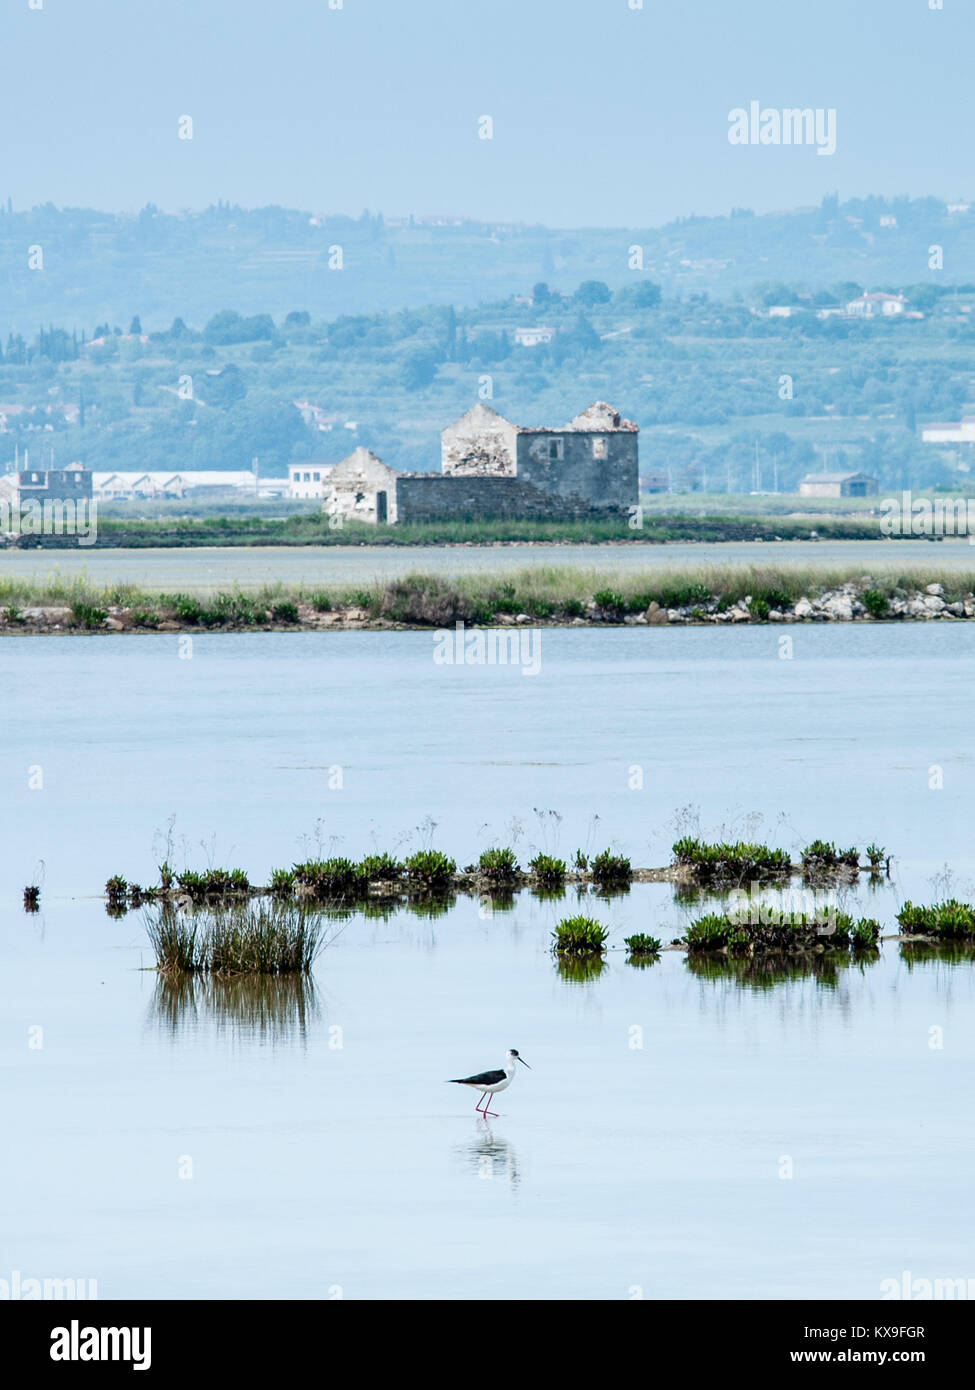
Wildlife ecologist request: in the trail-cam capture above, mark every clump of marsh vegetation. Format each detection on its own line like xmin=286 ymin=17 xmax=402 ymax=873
xmin=71 ymin=600 xmax=107 ymax=629
xmin=897 ymin=900 xmax=975 ymax=938
xmin=800 ymin=840 xmax=860 ymax=872
xmin=292 ymin=858 xmax=363 ymax=897
xmin=684 ymin=909 xmax=879 ymax=955
xmin=146 ymin=901 xmax=327 ymax=976
xmin=358 ymin=852 xmax=404 ymax=882
xmin=156 ymin=590 xmax=267 ymax=629
xmin=270 ymin=600 xmax=300 ymax=624
xmin=865 ymin=843 xmax=887 ymax=870
xmin=404 ymin=849 xmax=456 ymax=890
xmin=672 ymin=837 xmax=791 ymax=881
xmin=23 ymin=885 xmax=40 ymax=912
xmin=849 ymin=919 xmax=882 ymax=952
xmin=105 ymin=874 xmax=128 ymax=903
xmin=624 ymin=932 xmax=661 ymax=965
xmin=175 ymin=867 xmax=250 ymax=900
xmin=269 ymin=868 xmax=296 ymax=896
xmin=529 ymin=852 xmax=567 ymax=886
xmin=380 ymin=575 xmax=470 ymax=626
xmin=861 ymin=589 xmax=889 ymax=618
xmin=552 ymin=915 xmax=609 ymax=956
xmin=343 ymin=587 xmax=376 ymax=611
xmin=476 ymin=847 xmax=519 ymax=882
xmin=593 ymin=589 xmax=625 ymax=617
xmin=590 ymin=849 xmax=632 ymax=886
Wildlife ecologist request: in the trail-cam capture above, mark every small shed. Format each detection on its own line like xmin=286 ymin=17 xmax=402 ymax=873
xmin=798 ymin=471 xmax=878 ymax=499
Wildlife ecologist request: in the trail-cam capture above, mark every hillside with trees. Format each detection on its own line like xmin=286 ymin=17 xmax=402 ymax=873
xmin=2 ymin=264 xmax=974 ymax=492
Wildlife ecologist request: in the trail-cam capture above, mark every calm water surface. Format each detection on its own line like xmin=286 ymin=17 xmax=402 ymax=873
xmin=2 ymin=626 xmax=974 ymax=1299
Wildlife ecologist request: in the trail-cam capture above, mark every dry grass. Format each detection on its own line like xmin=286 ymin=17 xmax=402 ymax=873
xmin=3 ymin=564 xmax=974 ymax=626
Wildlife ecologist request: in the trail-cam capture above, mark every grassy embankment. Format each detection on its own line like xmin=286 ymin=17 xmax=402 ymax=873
xmin=26 ymin=510 xmax=899 ymax=549
xmin=2 ymin=564 xmax=974 ymax=631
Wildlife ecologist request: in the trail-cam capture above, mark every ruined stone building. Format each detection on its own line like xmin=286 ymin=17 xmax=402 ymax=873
xmin=320 ymin=402 xmax=638 ymax=524
xmin=0 ymin=462 xmax=92 ymax=511
xmin=322 ymin=447 xmax=399 ymax=525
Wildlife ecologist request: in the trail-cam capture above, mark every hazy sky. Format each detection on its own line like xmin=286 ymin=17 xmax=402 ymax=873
xmin=3 ymin=0 xmax=971 ymax=225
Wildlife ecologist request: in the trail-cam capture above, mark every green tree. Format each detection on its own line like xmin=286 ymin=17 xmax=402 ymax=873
xmin=619 ymin=280 xmax=661 ymax=310
xmin=197 ymin=363 xmax=247 ymax=408
xmin=574 ymin=280 xmax=611 ymax=306
xmin=399 ymin=349 xmax=439 ymax=391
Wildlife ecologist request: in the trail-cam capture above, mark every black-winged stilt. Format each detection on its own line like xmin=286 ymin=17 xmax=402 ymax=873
xmin=448 ymin=1049 xmax=531 ymax=1117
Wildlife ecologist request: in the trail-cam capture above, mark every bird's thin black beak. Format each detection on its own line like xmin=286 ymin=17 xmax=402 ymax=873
xmin=517 ymin=1056 xmax=531 ymax=1068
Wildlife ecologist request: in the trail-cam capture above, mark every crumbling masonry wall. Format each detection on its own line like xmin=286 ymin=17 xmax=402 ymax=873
xmin=516 ymin=430 xmax=637 ymax=509
xmin=395 ymin=474 xmax=630 ymax=523
xmin=441 ymin=405 xmax=518 ymax=477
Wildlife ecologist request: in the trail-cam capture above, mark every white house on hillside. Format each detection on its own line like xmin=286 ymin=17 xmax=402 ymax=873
xmin=846 ymin=292 xmax=907 ymax=318
xmin=921 ymin=416 xmax=975 ymax=445
xmin=514 ymin=326 xmax=554 ymax=346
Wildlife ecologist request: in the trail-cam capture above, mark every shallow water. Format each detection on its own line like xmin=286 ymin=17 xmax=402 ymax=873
xmin=3 ymin=626 xmax=974 ymax=1299
xmin=1 ymin=537 xmax=972 ymax=593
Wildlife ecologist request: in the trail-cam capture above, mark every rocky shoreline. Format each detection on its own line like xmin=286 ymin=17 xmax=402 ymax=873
xmin=1 ymin=576 xmax=971 ymax=633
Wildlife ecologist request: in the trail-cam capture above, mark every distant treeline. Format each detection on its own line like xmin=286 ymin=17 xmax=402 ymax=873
xmin=0 ymin=219 xmax=971 ymax=489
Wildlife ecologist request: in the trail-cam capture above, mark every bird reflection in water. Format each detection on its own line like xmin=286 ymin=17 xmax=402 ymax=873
xmin=455 ymin=1122 xmax=521 ymax=1190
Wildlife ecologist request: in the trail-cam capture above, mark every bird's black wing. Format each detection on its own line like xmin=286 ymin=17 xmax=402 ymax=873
xmin=450 ymin=1068 xmax=505 ymax=1086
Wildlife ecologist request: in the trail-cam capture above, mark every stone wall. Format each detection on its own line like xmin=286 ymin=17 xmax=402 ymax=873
xmin=515 ymin=431 xmax=637 ymax=509
xmin=441 ymin=403 xmax=518 ymax=477
xmin=516 ymin=405 xmax=638 ymax=509
xmin=395 ymin=473 xmax=630 ymax=523
xmin=440 ymin=400 xmax=638 ymax=508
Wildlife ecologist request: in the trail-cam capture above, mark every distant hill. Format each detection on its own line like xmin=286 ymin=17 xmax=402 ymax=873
xmin=1 ymin=193 xmax=972 ymax=333
xmin=2 ymin=259 xmax=973 ymax=493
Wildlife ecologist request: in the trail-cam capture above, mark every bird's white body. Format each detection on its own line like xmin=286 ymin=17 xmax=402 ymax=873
xmin=473 ymin=1066 xmax=515 ymax=1097
xmin=449 ymin=1048 xmax=530 ymax=1116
